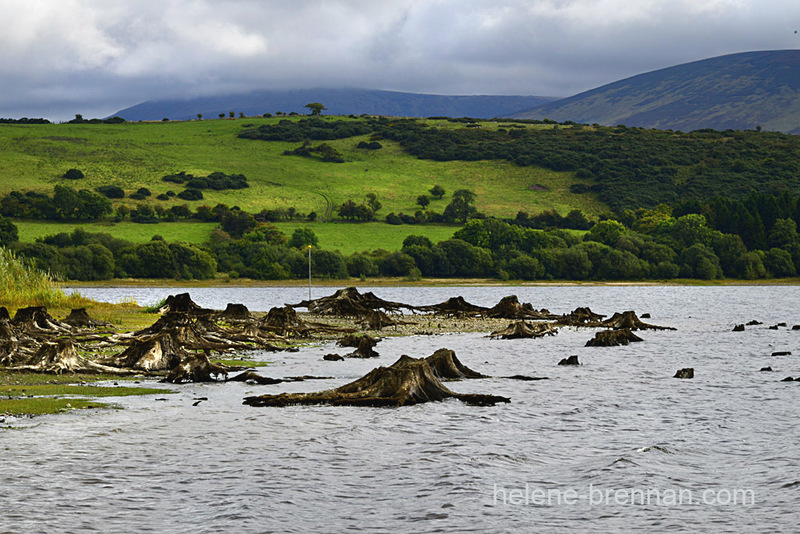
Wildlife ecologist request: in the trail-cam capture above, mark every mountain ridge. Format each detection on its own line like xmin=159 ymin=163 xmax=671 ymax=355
xmin=514 ymin=50 xmax=800 ymax=133
xmin=111 ymin=88 xmax=557 ymax=121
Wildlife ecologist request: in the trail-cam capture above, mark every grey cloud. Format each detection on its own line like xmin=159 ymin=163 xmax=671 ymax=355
xmin=1 ymin=0 xmax=798 ymax=120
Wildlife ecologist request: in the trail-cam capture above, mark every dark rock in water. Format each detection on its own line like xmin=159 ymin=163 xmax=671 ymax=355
xmin=323 ymin=354 xmax=344 ymax=361
xmin=781 ymin=376 xmax=796 ymax=382
xmin=640 ymin=313 xmax=651 ymax=319
xmin=558 ymin=355 xmax=580 ymax=366
xmin=772 ymin=351 xmax=792 ymax=356
xmin=585 ymin=329 xmax=643 ymax=347
xmin=732 ymin=324 xmax=745 ymax=332
xmin=506 ymin=375 xmax=549 ymax=381
xmin=746 ymin=320 xmax=763 ymax=326
xmin=769 ymin=323 xmax=788 ymax=330
xmin=243 ymin=355 xmax=510 ymax=408
xmin=674 ymin=368 xmax=694 ymax=379
xmin=760 ymin=366 xmax=773 ymax=372
xmin=792 ymin=325 xmax=800 ymax=330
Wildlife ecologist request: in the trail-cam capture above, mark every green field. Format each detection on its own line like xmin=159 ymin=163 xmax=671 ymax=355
xmin=14 ymin=219 xmax=457 ymax=254
xmin=0 ymin=117 xmax=609 ymax=221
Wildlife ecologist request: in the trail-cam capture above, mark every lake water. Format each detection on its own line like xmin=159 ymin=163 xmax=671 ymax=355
xmin=2 ymin=285 xmax=799 ymax=533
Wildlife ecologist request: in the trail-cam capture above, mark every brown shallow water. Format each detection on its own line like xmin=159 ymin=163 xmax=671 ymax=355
xmin=2 ymin=285 xmax=799 ymax=532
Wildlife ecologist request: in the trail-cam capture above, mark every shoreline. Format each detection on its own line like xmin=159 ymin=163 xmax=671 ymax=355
xmin=59 ymin=276 xmax=800 ymax=289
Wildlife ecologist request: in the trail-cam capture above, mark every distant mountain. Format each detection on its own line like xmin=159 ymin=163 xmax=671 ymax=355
xmin=515 ymin=50 xmax=800 ymax=134
xmin=111 ymin=88 xmax=557 ymax=121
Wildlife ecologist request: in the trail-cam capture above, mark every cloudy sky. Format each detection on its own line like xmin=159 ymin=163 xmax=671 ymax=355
xmin=2 ymin=0 xmax=798 ymax=120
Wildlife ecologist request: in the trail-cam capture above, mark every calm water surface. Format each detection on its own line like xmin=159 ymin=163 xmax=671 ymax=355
xmin=2 ymin=285 xmax=799 ymax=533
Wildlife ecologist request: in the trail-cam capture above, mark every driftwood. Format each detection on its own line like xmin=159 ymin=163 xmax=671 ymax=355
xmin=585 ymin=329 xmax=644 ymax=347
xmin=227 ymin=371 xmax=333 ymax=385
xmin=415 ymin=296 xmax=489 ymax=318
xmin=601 ymin=311 xmax=676 ymax=331
xmin=488 ymin=321 xmax=558 ymax=339
xmin=243 ymin=355 xmax=510 ymax=407
xmin=63 ymin=308 xmax=112 ymax=329
xmin=424 ymin=348 xmax=488 ymax=380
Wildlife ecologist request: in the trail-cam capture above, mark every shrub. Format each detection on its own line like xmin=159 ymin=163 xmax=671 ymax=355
xmin=63 ymin=168 xmax=84 ymax=180
xmin=96 ymin=185 xmax=125 ymax=199
xmin=178 ymin=189 xmax=204 ymax=201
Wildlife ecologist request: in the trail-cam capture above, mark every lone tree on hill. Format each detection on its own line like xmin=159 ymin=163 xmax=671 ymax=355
xmin=304 ymin=103 xmax=327 ymax=116
xmin=429 ymin=184 xmax=445 ymax=199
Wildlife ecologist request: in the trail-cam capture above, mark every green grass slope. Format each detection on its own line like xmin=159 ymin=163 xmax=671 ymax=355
xmin=0 ymin=117 xmax=609 ymax=226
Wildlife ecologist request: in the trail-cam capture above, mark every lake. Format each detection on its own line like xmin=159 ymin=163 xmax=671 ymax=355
xmin=2 ymin=285 xmax=798 ymax=532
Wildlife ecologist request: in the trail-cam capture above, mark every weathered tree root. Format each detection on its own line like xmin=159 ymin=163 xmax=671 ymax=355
xmin=164 ymin=353 xmax=238 ymax=383
xmin=9 ymin=339 xmax=135 ymax=375
xmin=62 ymin=308 xmax=114 ymax=330
xmin=243 ymin=355 xmax=510 ymax=407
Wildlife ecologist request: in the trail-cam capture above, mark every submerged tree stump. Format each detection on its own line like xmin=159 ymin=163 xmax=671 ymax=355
xmin=290 ymin=287 xmax=414 ymax=318
xmin=601 ymin=311 xmax=676 ymax=331
xmin=556 ymin=307 xmax=606 ymax=327
xmin=585 ymin=329 xmax=644 ymax=347
xmin=165 ymin=353 xmax=235 ymax=383
xmin=415 ymin=296 xmax=489 ymax=318
xmin=424 ymin=348 xmax=488 ymax=380
xmin=487 ymin=321 xmax=558 ymax=339
xmin=485 ymin=296 xmax=554 ymax=320
xmin=243 ymin=355 xmax=510 ymax=407
xmin=337 ymin=334 xmax=380 ymax=358
xmin=216 ymin=303 xmax=252 ymax=323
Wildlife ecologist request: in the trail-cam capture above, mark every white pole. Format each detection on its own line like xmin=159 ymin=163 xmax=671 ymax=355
xmin=308 ymin=245 xmax=312 ymax=301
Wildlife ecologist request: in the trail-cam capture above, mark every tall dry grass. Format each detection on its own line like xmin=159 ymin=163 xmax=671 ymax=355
xmin=0 ymin=247 xmax=89 ymax=309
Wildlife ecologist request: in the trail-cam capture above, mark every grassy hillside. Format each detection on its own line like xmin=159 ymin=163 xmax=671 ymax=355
xmin=0 ymin=117 xmax=609 ymax=227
